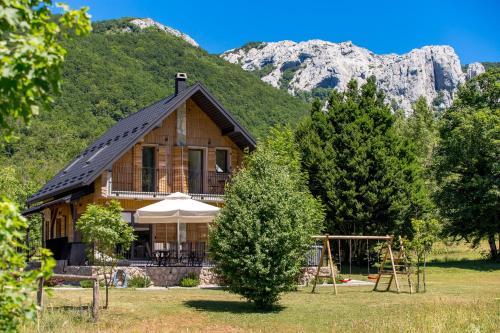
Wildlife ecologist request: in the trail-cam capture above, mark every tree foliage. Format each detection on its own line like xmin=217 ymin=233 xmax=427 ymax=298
xmin=405 ymin=218 xmax=441 ymax=292
xmin=209 ymin=127 xmax=324 ymax=308
xmin=0 ymin=201 xmax=54 ymax=333
xmin=76 ymin=200 xmax=135 ymax=309
xmin=0 ymin=166 xmax=42 ymax=257
xmin=0 ymin=1 xmax=90 ymax=331
xmin=434 ymin=69 xmax=500 ymax=259
xmin=296 ymin=78 xmax=431 ymax=237
xmin=406 ymin=97 xmax=438 ymax=169
xmin=0 ymin=0 xmax=91 ymax=137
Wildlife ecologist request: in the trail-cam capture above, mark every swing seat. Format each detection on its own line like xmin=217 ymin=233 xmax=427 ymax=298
xmin=367 ymin=274 xmax=378 ymax=280
xmin=339 ymin=278 xmax=351 ymax=283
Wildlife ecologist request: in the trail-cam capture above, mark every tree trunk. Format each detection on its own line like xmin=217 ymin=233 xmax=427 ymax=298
xmin=487 ymin=234 xmax=498 ymax=261
xmin=416 ymin=255 xmax=421 ymax=293
xmin=498 ymin=232 xmax=500 ymax=262
xmin=423 ymin=253 xmax=427 ymax=293
xmin=104 ymin=271 xmax=109 ymax=309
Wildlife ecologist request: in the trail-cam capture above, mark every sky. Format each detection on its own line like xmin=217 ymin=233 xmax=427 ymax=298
xmin=64 ymin=0 xmax=499 ymax=64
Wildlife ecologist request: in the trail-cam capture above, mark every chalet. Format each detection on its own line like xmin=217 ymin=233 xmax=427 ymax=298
xmin=24 ymin=73 xmax=256 ymax=266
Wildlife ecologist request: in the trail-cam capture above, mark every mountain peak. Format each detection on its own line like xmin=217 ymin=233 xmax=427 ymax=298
xmin=222 ymin=40 xmax=467 ymax=112
xmin=129 ymin=18 xmax=199 ymax=47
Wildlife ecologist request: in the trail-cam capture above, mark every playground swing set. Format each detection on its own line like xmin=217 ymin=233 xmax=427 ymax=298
xmin=310 ymin=235 xmax=413 ymax=295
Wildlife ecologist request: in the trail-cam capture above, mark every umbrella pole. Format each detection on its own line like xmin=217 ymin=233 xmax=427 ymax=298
xmin=177 ymin=218 xmax=180 ymax=260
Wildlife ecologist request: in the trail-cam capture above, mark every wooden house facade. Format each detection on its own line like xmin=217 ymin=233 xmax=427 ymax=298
xmin=24 ymin=74 xmax=256 ymax=265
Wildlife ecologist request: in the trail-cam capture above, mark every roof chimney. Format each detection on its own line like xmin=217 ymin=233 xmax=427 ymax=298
xmin=175 ymin=73 xmax=187 ymax=95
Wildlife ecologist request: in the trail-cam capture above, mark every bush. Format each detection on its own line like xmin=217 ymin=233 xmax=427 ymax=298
xmin=179 ymin=273 xmax=199 ymax=287
xmin=209 ymin=127 xmax=324 ymax=309
xmin=79 ymin=280 xmax=94 ymax=288
xmin=79 ymin=280 xmax=104 ymax=288
xmin=44 ymin=277 xmax=66 ymax=287
xmin=128 ymin=275 xmax=152 ymax=288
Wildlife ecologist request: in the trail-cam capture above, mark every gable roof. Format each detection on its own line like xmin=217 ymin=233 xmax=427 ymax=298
xmin=27 ymin=82 xmax=256 ymax=205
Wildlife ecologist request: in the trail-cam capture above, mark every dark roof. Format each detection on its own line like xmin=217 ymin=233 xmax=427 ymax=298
xmin=22 ymin=187 xmax=93 ymax=216
xmin=27 ymin=82 xmax=256 ymax=205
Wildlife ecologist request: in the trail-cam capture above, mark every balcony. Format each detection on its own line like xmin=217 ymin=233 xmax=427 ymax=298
xmin=107 ymin=166 xmax=231 ymax=201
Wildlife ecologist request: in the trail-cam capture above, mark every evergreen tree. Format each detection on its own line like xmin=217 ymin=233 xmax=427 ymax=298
xmin=296 ymin=77 xmax=431 ymax=236
xmin=209 ymin=127 xmax=324 ymax=309
xmin=407 ymin=97 xmax=438 ymax=169
xmin=434 ymin=69 xmax=500 ymax=260
xmin=402 ymin=97 xmax=439 ymax=217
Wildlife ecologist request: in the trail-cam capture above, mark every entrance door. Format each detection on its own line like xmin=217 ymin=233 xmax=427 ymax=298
xmin=142 ymin=147 xmax=156 ymax=192
xmin=188 ymin=149 xmax=203 ymax=193
xmin=131 ymin=226 xmax=151 ymax=259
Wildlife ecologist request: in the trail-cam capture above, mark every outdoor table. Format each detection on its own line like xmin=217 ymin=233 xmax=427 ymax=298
xmin=151 ymin=250 xmax=171 ymax=266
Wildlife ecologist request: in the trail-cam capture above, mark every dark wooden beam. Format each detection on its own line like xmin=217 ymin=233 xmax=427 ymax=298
xmin=221 ymin=127 xmax=236 ymax=136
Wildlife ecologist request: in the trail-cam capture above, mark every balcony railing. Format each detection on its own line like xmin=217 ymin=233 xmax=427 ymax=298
xmin=109 ymin=166 xmax=231 ymax=201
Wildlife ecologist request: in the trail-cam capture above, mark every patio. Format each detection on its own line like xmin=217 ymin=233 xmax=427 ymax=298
xmin=128 ymin=192 xmax=219 ymax=267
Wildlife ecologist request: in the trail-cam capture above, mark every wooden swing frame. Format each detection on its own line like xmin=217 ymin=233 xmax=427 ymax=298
xmin=310 ymin=235 xmax=412 ymax=294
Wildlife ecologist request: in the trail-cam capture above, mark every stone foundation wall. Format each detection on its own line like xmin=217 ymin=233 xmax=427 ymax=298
xmin=57 ymin=265 xmax=219 ymax=287
xmin=57 ymin=264 xmax=330 ymax=287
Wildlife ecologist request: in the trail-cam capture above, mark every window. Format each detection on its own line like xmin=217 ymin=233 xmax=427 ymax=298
xmin=216 ymin=149 xmax=228 ymax=173
xmin=188 ymin=149 xmax=204 ymax=193
xmin=142 ymin=146 xmax=156 ymax=192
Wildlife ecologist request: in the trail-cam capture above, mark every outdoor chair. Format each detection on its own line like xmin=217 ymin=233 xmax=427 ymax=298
xmin=158 ymin=250 xmax=170 ymax=267
xmin=166 ymin=242 xmax=178 ymax=265
xmin=153 ymin=242 xmax=165 ymax=251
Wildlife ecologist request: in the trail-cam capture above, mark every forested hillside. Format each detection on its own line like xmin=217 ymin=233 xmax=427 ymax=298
xmin=0 ymin=19 xmax=309 ymax=201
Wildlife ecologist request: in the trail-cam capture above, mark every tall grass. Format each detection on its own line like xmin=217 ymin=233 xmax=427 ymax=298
xmin=22 ymin=241 xmax=500 ymax=333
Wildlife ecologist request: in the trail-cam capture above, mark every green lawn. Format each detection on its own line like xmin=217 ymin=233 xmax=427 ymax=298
xmin=24 ymin=242 xmax=500 ymax=333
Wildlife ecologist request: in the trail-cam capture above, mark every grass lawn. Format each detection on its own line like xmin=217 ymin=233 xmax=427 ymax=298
xmin=23 ymin=242 xmax=500 ymax=333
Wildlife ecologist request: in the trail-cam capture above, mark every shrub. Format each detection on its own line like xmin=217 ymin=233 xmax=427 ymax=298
xmin=210 ymin=127 xmax=324 ymax=309
xmin=179 ymin=273 xmax=199 ymax=287
xmin=79 ymin=280 xmax=94 ymax=288
xmin=79 ymin=280 xmax=104 ymax=288
xmin=128 ymin=275 xmax=152 ymax=288
xmin=44 ymin=277 xmax=66 ymax=287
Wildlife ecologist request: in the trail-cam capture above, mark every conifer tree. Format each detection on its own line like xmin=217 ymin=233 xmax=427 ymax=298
xmin=296 ymin=77 xmax=431 ymax=236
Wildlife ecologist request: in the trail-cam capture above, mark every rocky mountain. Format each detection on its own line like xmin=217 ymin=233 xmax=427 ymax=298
xmin=466 ymin=62 xmax=486 ymax=79
xmin=222 ymin=40 xmax=485 ymax=112
xmin=129 ymin=18 xmax=199 ymax=47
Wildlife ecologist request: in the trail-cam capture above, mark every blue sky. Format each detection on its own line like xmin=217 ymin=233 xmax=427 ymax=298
xmin=65 ymin=0 xmax=499 ymax=64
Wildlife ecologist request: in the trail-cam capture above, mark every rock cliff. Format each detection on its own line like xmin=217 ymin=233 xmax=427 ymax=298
xmin=130 ymin=18 xmax=199 ymax=47
xmin=223 ymin=40 xmax=469 ymax=112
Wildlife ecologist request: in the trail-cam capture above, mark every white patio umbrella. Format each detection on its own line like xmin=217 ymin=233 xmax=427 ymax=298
xmin=134 ymin=192 xmax=220 ymax=256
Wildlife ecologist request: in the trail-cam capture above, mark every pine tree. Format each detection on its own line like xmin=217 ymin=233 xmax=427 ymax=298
xmin=407 ymin=97 xmax=438 ymax=169
xmin=296 ymin=77 xmax=431 ymax=236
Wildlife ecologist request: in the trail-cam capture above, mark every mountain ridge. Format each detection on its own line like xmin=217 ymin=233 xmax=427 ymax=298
xmin=222 ymin=39 xmax=487 ymax=112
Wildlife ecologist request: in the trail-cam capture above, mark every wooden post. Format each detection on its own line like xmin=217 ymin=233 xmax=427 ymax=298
xmin=325 ymin=237 xmax=337 ymax=295
xmin=92 ymin=279 xmax=99 ymax=321
xmin=373 ymin=239 xmax=390 ymax=291
xmin=37 ymin=278 xmax=44 ymax=307
xmin=46 ymin=274 xmax=100 ymax=321
xmin=386 ymin=239 xmax=401 ymax=293
xmin=311 ymin=238 xmax=326 ymax=293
